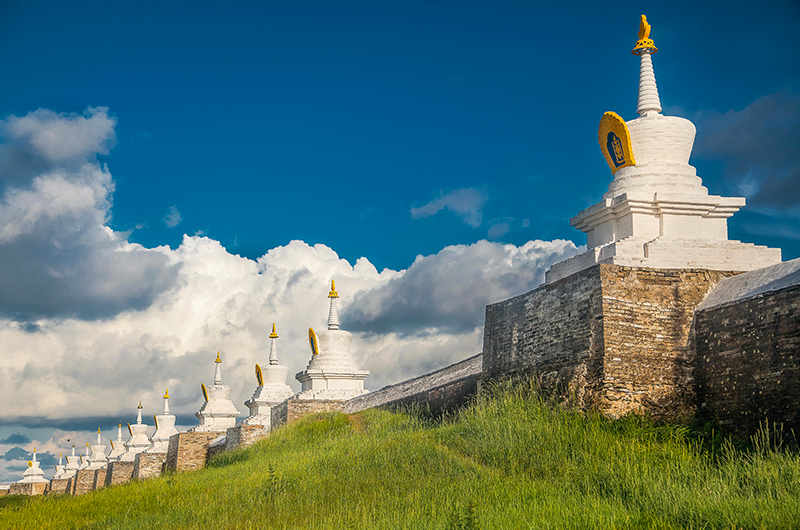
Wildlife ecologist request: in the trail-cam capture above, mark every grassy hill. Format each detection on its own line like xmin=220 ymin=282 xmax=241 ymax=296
xmin=1 ymin=382 xmax=798 ymax=529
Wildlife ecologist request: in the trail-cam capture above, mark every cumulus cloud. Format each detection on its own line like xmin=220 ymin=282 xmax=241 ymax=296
xmin=342 ymin=239 xmax=581 ymax=335
xmin=0 ymin=434 xmax=31 ymax=444
xmin=0 ymin=108 xmax=178 ymax=321
xmin=411 ymin=187 xmax=488 ymax=227
xmin=694 ymin=91 xmax=800 ymax=210
xmin=163 ymin=205 xmax=182 ymax=227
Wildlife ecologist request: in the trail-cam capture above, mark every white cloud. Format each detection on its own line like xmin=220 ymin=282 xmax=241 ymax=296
xmin=487 ymin=221 xmax=510 ymax=239
xmin=410 ymin=187 xmax=488 ymax=227
xmin=163 ymin=205 xmax=182 ymax=228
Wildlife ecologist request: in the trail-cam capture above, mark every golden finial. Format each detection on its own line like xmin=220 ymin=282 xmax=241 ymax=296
xmin=59 ymin=453 xmax=62 ymax=458
xmin=328 ymin=279 xmax=339 ymax=299
xmin=215 ymin=351 xmax=222 ymax=363
xmin=118 ymin=422 xmax=121 ymax=428
xmin=33 ymin=447 xmax=36 ymax=453
xmin=98 ymin=427 xmax=101 ymax=434
xmin=164 ymin=388 xmax=169 ymax=399
xmin=269 ymin=323 xmax=279 ymax=339
xmin=86 ymin=442 xmax=90 ymax=447
xmin=632 ymin=15 xmax=658 ymax=55
xmin=137 ymin=400 xmax=143 ymax=409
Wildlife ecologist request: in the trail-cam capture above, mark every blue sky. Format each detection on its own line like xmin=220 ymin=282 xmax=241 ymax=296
xmin=1 ymin=0 xmax=797 ymax=269
xmin=0 ymin=0 xmax=798 ymax=483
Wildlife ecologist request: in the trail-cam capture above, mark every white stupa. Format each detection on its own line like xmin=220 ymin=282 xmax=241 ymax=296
xmin=53 ymin=453 xmax=66 ymax=479
xmin=107 ymin=423 xmax=125 ymax=461
xmin=16 ymin=449 xmax=48 ymax=485
xmin=147 ymin=389 xmax=180 ymax=452
xmin=241 ymin=324 xmax=295 ymax=425
xmin=191 ymin=352 xmax=240 ymax=432
xmin=87 ymin=428 xmax=108 ymax=469
xmin=295 ymin=281 xmax=369 ymax=400
xmin=78 ymin=443 xmax=91 ymax=470
xmin=120 ymin=402 xmax=152 ymax=462
xmin=546 ymin=15 xmax=781 ymax=283
xmin=64 ymin=443 xmax=80 ymax=477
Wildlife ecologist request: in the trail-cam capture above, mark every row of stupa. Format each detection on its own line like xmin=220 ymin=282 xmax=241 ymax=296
xmin=13 ymin=281 xmax=369 ymax=488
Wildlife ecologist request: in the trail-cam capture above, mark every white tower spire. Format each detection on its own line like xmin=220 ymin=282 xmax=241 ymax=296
xmin=163 ymin=388 xmax=170 ymax=414
xmin=32 ymin=447 xmax=37 ymax=463
xmin=327 ymin=280 xmax=340 ymax=330
xmin=268 ymin=323 xmax=279 ymax=365
xmin=97 ymin=428 xmax=101 ymax=445
xmin=136 ymin=401 xmax=143 ymax=424
xmin=632 ymin=15 xmax=661 ymax=116
xmin=214 ymin=351 xmax=223 ymax=384
xmin=117 ymin=422 xmax=122 ymax=441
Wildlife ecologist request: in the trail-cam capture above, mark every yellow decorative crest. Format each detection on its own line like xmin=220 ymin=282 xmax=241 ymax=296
xmin=599 ymin=112 xmax=636 ymax=174
xmin=215 ymin=351 xmax=222 ymax=363
xmin=138 ymin=401 xmax=142 ymax=409
xmin=28 ymin=461 xmax=33 ymax=467
xmin=328 ymin=280 xmax=339 ymax=299
xmin=308 ymin=327 xmax=319 ymax=355
xmin=110 ymin=440 xmax=115 ymax=450
xmin=201 ymin=382 xmax=209 ymax=402
xmin=255 ymin=363 xmax=264 ymax=385
xmin=153 ymin=415 xmax=159 ymax=429
xmin=164 ymin=389 xmax=169 ymax=399
xmin=127 ymin=423 xmax=132 ymax=436
xmin=632 ymin=15 xmax=658 ymax=55
xmin=97 ymin=428 xmax=101 ymax=434
xmin=269 ymin=323 xmax=279 ymax=339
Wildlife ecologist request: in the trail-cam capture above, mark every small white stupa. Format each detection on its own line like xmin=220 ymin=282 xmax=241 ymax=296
xmin=191 ymin=352 xmax=240 ymax=432
xmin=16 ymin=449 xmax=48 ymax=485
xmin=87 ymin=428 xmax=108 ymax=469
xmin=546 ymin=15 xmax=780 ymax=283
xmin=78 ymin=443 xmax=91 ymax=470
xmin=147 ymin=389 xmax=180 ymax=452
xmin=107 ymin=423 xmax=125 ymax=461
xmin=295 ymin=281 xmax=369 ymax=400
xmin=64 ymin=443 xmax=80 ymax=477
xmin=242 ymin=324 xmax=295 ymax=425
xmin=120 ymin=401 xmax=152 ymax=461
xmin=53 ymin=453 xmax=66 ymax=479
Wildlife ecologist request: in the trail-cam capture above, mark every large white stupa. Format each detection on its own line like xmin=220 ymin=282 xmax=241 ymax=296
xmin=147 ymin=389 xmax=180 ymax=452
xmin=107 ymin=423 xmax=125 ymax=461
xmin=119 ymin=402 xmax=152 ymax=462
xmin=16 ymin=449 xmax=48 ymax=485
xmin=294 ymin=281 xmax=369 ymax=400
xmin=546 ymin=16 xmax=780 ymax=283
xmin=191 ymin=352 xmax=240 ymax=432
xmin=241 ymin=323 xmax=294 ymax=425
xmin=87 ymin=429 xmax=108 ymax=469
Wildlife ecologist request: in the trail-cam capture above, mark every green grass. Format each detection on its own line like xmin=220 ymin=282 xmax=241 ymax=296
xmin=1 ymin=382 xmax=798 ymax=529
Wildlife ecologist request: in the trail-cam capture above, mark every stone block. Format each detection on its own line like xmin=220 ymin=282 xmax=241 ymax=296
xmin=133 ymin=452 xmax=167 ymax=480
xmin=164 ymin=432 xmax=220 ymax=473
xmin=93 ymin=468 xmax=107 ymax=491
xmin=72 ymin=469 xmax=96 ymax=496
xmin=0 ymin=486 xmax=8 ymax=496
xmin=105 ymin=461 xmax=135 ymax=487
xmin=9 ymin=482 xmax=47 ymax=496
xmin=270 ymin=399 xmax=347 ymax=430
xmin=483 ymin=263 xmax=736 ymax=418
xmin=223 ymin=424 xmax=270 ymax=452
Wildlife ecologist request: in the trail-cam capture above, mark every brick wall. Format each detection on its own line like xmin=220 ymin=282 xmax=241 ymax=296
xmin=93 ymin=468 xmax=107 ymax=491
xmin=48 ymin=478 xmax=70 ymax=495
xmin=483 ymin=264 xmax=734 ymax=418
xmin=133 ymin=453 xmax=167 ymax=480
xmin=164 ymin=432 xmax=220 ymax=473
xmin=105 ymin=461 xmax=135 ymax=486
xmin=223 ymin=424 xmax=269 ymax=452
xmin=695 ymin=285 xmax=800 ymax=436
xmin=270 ymin=399 xmax=347 ymax=430
xmin=72 ymin=469 xmax=96 ymax=495
xmin=344 ymin=354 xmax=482 ymax=416
xmin=8 ymin=482 xmax=47 ymax=496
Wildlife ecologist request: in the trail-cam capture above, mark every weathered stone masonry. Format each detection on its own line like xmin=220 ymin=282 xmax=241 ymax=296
xmin=695 ymin=284 xmax=800 ymax=436
xmin=483 ymin=263 xmax=737 ymax=418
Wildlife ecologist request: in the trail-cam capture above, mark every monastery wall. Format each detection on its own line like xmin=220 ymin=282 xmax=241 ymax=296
xmin=48 ymin=478 xmax=70 ymax=495
xmin=694 ymin=259 xmax=800 ymax=436
xmin=271 ymin=399 xmax=347 ymax=429
xmin=344 ymin=354 xmax=482 ymax=416
xmin=105 ymin=461 xmax=134 ymax=487
xmin=164 ymin=432 xmax=219 ymax=473
xmin=72 ymin=469 xmax=96 ymax=496
xmin=133 ymin=453 xmax=167 ymax=481
xmin=483 ymin=263 xmax=736 ymax=418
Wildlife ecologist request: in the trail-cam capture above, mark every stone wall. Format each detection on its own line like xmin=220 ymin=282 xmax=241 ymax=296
xmin=48 ymin=478 xmax=70 ymax=495
xmin=271 ymin=399 xmax=347 ymax=429
xmin=483 ymin=264 xmax=735 ymax=418
xmin=694 ymin=261 xmax=800 ymax=437
xmin=93 ymin=468 xmax=107 ymax=491
xmin=224 ymin=424 xmax=269 ymax=452
xmin=8 ymin=482 xmax=47 ymax=496
xmin=105 ymin=461 xmax=135 ymax=487
xmin=133 ymin=453 xmax=168 ymax=480
xmin=344 ymin=354 xmax=482 ymax=416
xmin=0 ymin=486 xmax=8 ymax=496
xmin=72 ymin=469 xmax=96 ymax=495
xmin=164 ymin=432 xmax=220 ymax=473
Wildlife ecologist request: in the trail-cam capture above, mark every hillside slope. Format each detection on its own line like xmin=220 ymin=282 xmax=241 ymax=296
xmin=1 ymin=383 xmax=799 ymax=529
